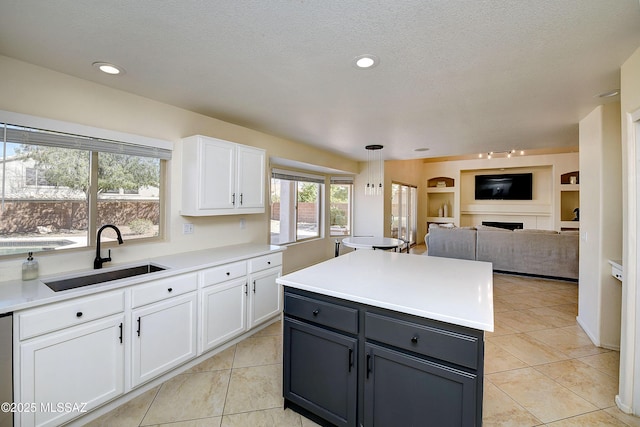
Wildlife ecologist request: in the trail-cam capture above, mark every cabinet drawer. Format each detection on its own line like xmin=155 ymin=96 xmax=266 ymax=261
xmin=19 ymin=290 xmax=125 ymax=340
xmin=365 ymin=312 xmax=480 ymax=369
xmin=249 ymin=253 xmax=282 ymax=273
xmin=131 ymin=273 xmax=198 ymax=308
xmin=201 ymin=261 xmax=247 ymax=287
xmin=284 ymin=293 xmax=358 ymax=334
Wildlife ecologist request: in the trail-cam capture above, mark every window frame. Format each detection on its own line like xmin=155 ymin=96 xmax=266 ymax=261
xmin=270 ymin=168 xmax=324 ymax=246
xmin=0 ymin=110 xmax=172 ymax=258
xmin=329 ymin=176 xmax=354 ymax=237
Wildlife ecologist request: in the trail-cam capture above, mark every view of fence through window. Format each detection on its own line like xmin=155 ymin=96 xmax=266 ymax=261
xmin=0 ymin=123 xmax=164 ymax=257
xmin=270 ymin=177 xmax=321 ymax=245
xmin=330 ymin=181 xmax=352 ymax=236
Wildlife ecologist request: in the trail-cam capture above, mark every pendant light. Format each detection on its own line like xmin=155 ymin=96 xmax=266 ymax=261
xmin=364 ymin=144 xmax=384 ymax=195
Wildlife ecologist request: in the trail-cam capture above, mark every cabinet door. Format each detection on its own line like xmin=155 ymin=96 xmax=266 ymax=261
xmin=199 ymin=138 xmax=236 ymax=210
xmin=284 ymin=318 xmax=357 ymax=427
xmin=131 ymin=293 xmax=197 ymax=387
xmin=364 ymin=342 xmax=478 ymax=427
xmin=200 ymin=278 xmax=247 ymax=353
xmin=248 ymin=267 xmax=281 ymax=329
xmin=236 ymin=145 xmax=265 ymax=211
xmin=19 ymin=315 xmax=124 ymax=427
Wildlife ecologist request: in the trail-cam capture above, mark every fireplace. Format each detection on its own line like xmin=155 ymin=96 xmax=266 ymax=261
xmin=482 ymin=221 xmax=523 ymax=231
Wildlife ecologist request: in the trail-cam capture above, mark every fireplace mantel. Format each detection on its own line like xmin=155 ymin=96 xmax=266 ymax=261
xmin=460 ymin=203 xmax=552 ymax=216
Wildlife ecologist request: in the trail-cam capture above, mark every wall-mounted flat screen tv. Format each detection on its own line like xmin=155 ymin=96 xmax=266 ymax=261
xmin=475 ymin=173 xmax=533 ymax=200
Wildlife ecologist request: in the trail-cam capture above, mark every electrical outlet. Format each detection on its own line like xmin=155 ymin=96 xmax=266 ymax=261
xmin=183 ymin=223 xmax=194 ymax=234
xmin=239 ymin=218 xmax=246 ymax=229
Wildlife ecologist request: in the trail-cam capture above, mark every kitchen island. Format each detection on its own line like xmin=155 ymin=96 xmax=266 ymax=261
xmin=277 ymin=250 xmax=494 ymax=427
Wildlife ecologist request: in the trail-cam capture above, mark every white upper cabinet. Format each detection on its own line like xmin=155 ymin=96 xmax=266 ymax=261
xmin=181 ymin=135 xmax=265 ymax=216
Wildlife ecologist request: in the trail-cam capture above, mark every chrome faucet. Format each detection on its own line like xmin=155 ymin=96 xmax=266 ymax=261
xmin=94 ymin=224 xmax=124 ymax=269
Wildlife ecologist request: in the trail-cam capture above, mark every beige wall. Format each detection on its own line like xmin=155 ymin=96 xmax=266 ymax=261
xmin=0 ymin=55 xmax=358 ymax=279
xmin=576 ymin=103 xmax=622 ymax=350
xmin=619 ymin=46 xmax=640 ymax=415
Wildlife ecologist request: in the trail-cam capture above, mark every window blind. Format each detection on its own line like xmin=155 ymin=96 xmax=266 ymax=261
xmin=330 ymin=176 xmax=355 ymax=185
xmin=271 ymin=168 xmax=325 ymax=184
xmin=2 ymin=123 xmax=172 ymax=160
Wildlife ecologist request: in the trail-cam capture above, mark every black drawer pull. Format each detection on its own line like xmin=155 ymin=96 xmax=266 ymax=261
xmin=119 ymin=322 xmax=123 ymax=343
xmin=312 ymin=309 xmax=320 ymax=316
xmin=411 ymin=336 xmax=419 ymax=344
xmin=76 ymin=312 xmax=83 ymax=318
xmin=167 ymin=287 xmax=173 ymax=292
xmin=137 ymin=317 xmax=141 ymax=336
xmin=267 ymin=261 xmax=271 ymax=265
xmin=226 ymin=272 xmax=230 ymax=276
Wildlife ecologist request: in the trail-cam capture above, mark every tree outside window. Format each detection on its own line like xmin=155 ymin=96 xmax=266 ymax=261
xmin=0 ymin=124 xmax=166 ymax=257
xmin=330 ymin=182 xmax=352 ymax=236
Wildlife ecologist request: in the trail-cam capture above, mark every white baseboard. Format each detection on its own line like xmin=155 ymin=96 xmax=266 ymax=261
xmin=576 ymin=315 xmax=601 ymax=347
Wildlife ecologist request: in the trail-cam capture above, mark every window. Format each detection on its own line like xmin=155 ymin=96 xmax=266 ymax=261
xmin=25 ymin=167 xmax=51 ymax=186
xmin=330 ymin=176 xmax=354 ymax=236
xmin=391 ymin=182 xmax=417 ymax=245
xmin=0 ymin=120 xmax=170 ymax=257
xmin=270 ymin=169 xmax=323 ymax=245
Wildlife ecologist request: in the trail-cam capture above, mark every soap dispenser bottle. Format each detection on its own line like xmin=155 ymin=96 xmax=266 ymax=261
xmin=22 ymin=252 xmax=39 ymax=280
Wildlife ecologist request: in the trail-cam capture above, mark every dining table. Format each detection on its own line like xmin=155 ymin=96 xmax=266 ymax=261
xmin=340 ymin=236 xmax=405 ymax=252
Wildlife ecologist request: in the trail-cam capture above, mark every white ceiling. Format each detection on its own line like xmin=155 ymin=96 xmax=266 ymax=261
xmin=0 ymin=1 xmax=639 ymax=161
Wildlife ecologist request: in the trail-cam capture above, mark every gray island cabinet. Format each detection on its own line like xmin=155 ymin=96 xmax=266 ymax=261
xmin=277 ymin=250 xmax=494 ymax=427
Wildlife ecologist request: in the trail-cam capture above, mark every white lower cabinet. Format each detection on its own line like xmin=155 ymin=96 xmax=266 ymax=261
xmin=131 ymin=292 xmax=197 ymax=388
xmin=14 ymin=249 xmax=284 ymax=426
xmin=248 ymin=267 xmax=282 ymax=329
xmin=200 ymin=278 xmax=247 ymax=352
xmin=19 ymin=315 xmax=125 ymax=427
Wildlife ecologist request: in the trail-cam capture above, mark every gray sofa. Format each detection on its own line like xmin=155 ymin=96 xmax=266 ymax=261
xmin=426 ymin=224 xmax=579 ymax=280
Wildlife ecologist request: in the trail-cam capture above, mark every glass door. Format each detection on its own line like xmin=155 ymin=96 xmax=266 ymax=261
xmin=391 ymin=183 xmax=417 ymax=246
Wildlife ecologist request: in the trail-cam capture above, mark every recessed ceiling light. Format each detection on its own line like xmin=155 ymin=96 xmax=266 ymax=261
xmin=353 ymin=54 xmax=379 ymax=69
xmin=596 ymin=89 xmax=619 ymax=98
xmin=92 ymin=62 xmax=125 ymax=75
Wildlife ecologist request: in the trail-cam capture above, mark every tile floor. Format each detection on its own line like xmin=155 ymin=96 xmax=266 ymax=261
xmin=86 ymin=272 xmax=640 ymax=427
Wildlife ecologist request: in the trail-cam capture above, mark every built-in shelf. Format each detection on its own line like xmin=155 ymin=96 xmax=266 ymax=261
xmin=427 ymin=177 xmax=455 ymax=188
xmin=426 ymin=216 xmax=455 ymax=223
xmin=560 ymin=171 xmax=580 ymax=185
xmin=426 ymin=177 xmax=455 ymax=223
xmin=560 ymin=171 xmax=580 ymax=227
xmin=560 ymin=221 xmax=580 ymax=230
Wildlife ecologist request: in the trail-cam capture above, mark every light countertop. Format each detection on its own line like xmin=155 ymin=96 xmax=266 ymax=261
xmin=0 ymin=244 xmax=283 ymax=315
xmin=277 ymin=250 xmax=494 ymax=332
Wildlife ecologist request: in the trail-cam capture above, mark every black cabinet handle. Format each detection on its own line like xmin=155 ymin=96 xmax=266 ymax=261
xmin=76 ymin=312 xmax=83 ymax=318
xmin=411 ymin=336 xmax=419 ymax=344
xmin=348 ymin=348 xmax=354 ymax=372
xmin=167 ymin=287 xmax=173 ymax=292
xmin=366 ymin=354 xmax=372 ymax=378
xmin=232 ymin=193 xmax=236 ymax=205
xmin=137 ymin=317 xmax=141 ymax=336
xmin=119 ymin=322 xmax=123 ymax=343
xmin=226 ymin=272 xmax=230 ymax=276
xmin=244 ymin=283 xmax=248 ymax=295
xmin=267 ymin=261 xmax=271 ymax=265
xmin=253 ymin=280 xmax=256 ymax=293
xmin=240 ymin=193 xmax=243 ymax=205
xmin=312 ymin=309 xmax=319 ymax=316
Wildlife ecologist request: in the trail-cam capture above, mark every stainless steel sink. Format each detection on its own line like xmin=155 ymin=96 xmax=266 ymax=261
xmin=44 ymin=264 xmax=167 ymax=292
